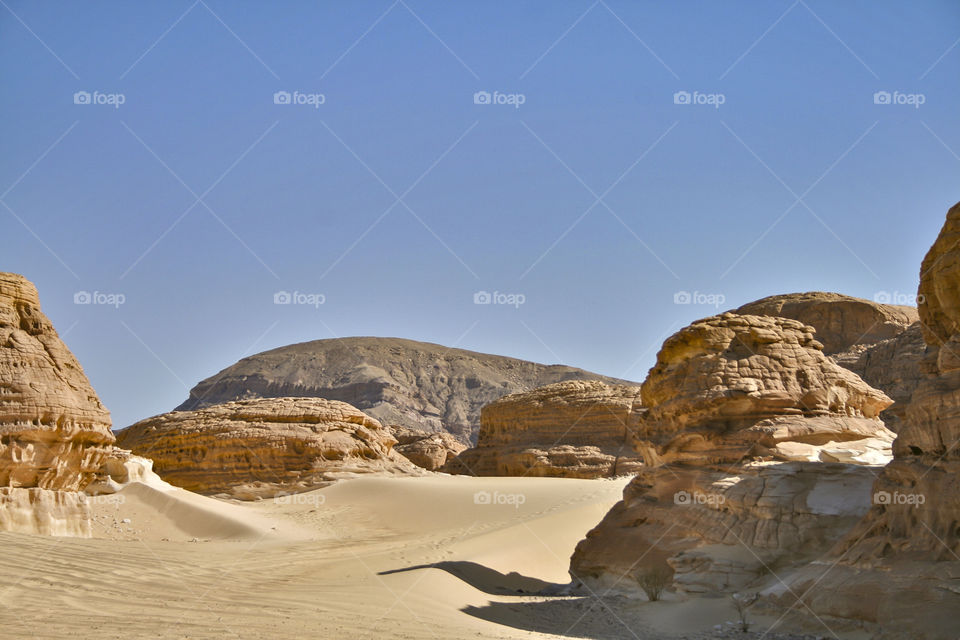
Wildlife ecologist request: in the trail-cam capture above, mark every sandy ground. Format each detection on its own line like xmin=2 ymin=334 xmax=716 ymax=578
xmin=0 ymin=475 xmax=857 ymax=639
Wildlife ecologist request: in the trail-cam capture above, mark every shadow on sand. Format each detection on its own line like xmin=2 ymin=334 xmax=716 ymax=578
xmin=379 ymin=562 xmax=643 ymax=639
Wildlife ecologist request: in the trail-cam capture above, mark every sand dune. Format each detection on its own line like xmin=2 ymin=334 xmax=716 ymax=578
xmin=0 ymin=475 xmax=856 ymax=639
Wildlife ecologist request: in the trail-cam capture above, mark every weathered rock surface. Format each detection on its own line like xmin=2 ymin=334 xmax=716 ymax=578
xmin=389 ymin=425 xmax=466 ymax=471
xmin=117 ymin=397 xmax=422 ymax=498
xmin=175 ymin=337 xmax=634 ymax=444
xmin=772 ymin=204 xmax=960 ymax=639
xmin=734 ymin=291 xmax=917 ymax=356
xmin=445 ymin=381 xmax=645 ymax=477
xmin=0 ymin=272 xmax=115 ymax=536
xmin=569 ymin=312 xmax=896 ymax=609
xmin=635 ymin=313 xmax=894 ymax=467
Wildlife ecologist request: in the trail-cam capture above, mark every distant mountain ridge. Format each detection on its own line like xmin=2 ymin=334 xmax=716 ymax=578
xmin=175 ymin=337 xmax=636 ymax=444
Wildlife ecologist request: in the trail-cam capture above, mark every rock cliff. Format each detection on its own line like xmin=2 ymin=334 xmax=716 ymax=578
xmin=117 ymin=397 xmax=421 ymax=498
xmin=445 ymin=380 xmax=645 ymax=477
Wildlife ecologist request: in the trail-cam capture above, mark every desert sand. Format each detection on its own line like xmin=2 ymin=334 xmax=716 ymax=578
xmin=0 ymin=473 xmax=865 ymax=640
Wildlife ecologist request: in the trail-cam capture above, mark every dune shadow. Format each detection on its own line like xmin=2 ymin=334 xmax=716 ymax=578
xmin=379 ymin=560 xmax=559 ymax=595
xmin=462 ymin=596 xmax=644 ymax=639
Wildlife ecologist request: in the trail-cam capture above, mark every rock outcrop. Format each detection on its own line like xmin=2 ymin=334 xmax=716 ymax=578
xmin=734 ymin=292 xmax=923 ymax=432
xmin=0 ymin=272 xmax=115 ymax=536
xmin=569 ymin=313 xmax=895 ymax=600
xmin=734 ymin=291 xmax=917 ymax=356
xmin=772 ymin=203 xmax=960 ymax=639
xmin=116 ymin=397 xmax=421 ymax=499
xmin=389 ymin=425 xmax=466 ymax=471
xmin=175 ymin=337 xmax=634 ymax=444
xmin=445 ymin=381 xmax=645 ymax=477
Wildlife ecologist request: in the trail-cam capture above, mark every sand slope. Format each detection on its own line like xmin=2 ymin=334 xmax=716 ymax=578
xmin=0 ymin=475 xmax=862 ymax=639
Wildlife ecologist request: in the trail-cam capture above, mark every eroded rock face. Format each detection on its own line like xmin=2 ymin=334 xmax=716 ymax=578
xmin=116 ymin=397 xmax=421 ymax=498
xmin=0 ymin=273 xmax=115 ymax=536
xmin=569 ymin=313 xmax=895 ymax=603
xmin=445 ymin=381 xmax=645 ymax=477
xmin=734 ymin=291 xmax=917 ymax=356
xmin=776 ymin=204 xmax=960 ymax=638
xmin=734 ymin=291 xmax=924 ymax=433
xmin=175 ymin=337 xmax=634 ymax=444
xmin=635 ymin=313 xmax=893 ymax=467
xmin=389 ymin=425 xmax=466 ymax=471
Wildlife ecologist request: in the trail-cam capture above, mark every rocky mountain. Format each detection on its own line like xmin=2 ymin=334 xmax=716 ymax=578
xmin=0 ymin=272 xmax=115 ymax=536
xmin=175 ymin=337 xmax=635 ymax=444
xmin=117 ymin=397 xmax=421 ymax=499
xmin=446 ymin=380 xmax=645 ymax=477
xmin=569 ymin=312 xmax=895 ymax=596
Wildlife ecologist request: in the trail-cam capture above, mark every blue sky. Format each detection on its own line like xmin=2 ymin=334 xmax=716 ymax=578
xmin=2 ymin=1 xmax=958 ymax=430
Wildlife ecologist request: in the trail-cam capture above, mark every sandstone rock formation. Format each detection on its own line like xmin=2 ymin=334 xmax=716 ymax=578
xmin=445 ymin=380 xmax=645 ymax=477
xmin=734 ymin=292 xmax=923 ymax=432
xmin=734 ymin=291 xmax=917 ymax=356
xmin=389 ymin=425 xmax=466 ymax=471
xmin=770 ymin=203 xmax=960 ymax=638
xmin=569 ymin=313 xmax=895 ymax=602
xmin=175 ymin=337 xmax=634 ymax=444
xmin=0 ymin=272 xmax=115 ymax=536
xmin=117 ymin=397 xmax=421 ymax=498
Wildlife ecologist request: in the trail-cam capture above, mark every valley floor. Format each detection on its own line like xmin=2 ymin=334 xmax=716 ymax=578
xmin=0 ymin=475 xmax=863 ymax=639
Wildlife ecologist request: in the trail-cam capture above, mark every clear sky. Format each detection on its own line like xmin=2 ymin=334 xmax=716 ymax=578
xmin=2 ymin=1 xmax=958 ymax=430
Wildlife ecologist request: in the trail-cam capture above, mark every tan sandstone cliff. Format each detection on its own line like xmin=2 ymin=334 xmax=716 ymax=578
xmin=768 ymin=204 xmax=960 ymax=639
xmin=445 ymin=380 xmax=645 ymax=477
xmin=116 ymin=397 xmax=421 ymax=498
xmin=0 ymin=272 xmax=115 ymax=536
xmin=569 ymin=313 xmax=895 ymax=598
xmin=735 ymin=291 xmax=922 ymax=432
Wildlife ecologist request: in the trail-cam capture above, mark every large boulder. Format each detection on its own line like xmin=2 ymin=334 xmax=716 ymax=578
xmin=569 ymin=313 xmax=895 ymax=599
xmin=734 ymin=291 xmax=917 ymax=356
xmin=773 ymin=203 xmax=960 ymax=639
xmin=734 ymin=292 xmax=923 ymax=432
xmin=445 ymin=380 xmax=645 ymax=477
xmin=116 ymin=397 xmax=421 ymax=499
xmin=0 ymin=272 xmax=115 ymax=536
xmin=175 ymin=337 xmax=634 ymax=444
xmin=389 ymin=425 xmax=466 ymax=471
